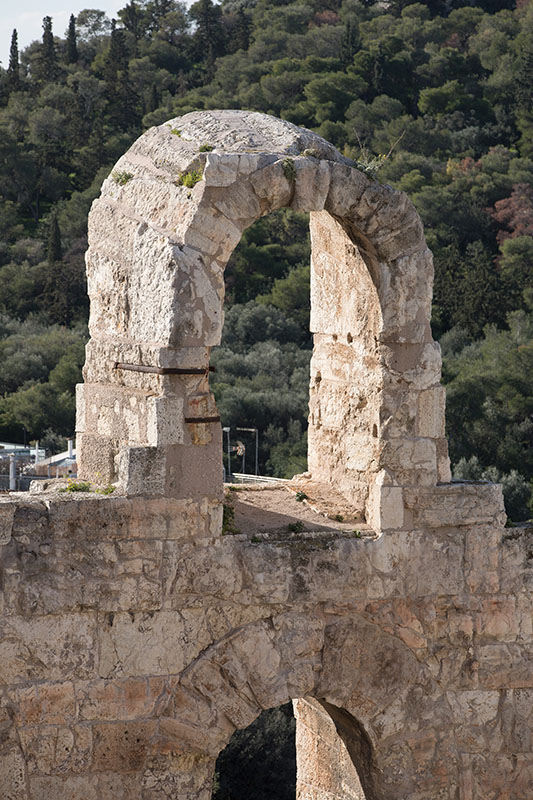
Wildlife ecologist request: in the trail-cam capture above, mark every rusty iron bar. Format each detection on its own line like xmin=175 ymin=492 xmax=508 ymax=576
xmin=184 ymin=416 xmax=221 ymax=424
xmin=113 ymin=362 xmax=214 ymax=375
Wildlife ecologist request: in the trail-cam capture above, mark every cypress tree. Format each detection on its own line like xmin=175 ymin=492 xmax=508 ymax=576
xmin=36 ymin=17 xmax=58 ymax=83
xmin=47 ymin=213 xmax=62 ymax=266
xmin=114 ymin=65 xmax=140 ymax=130
xmin=7 ymin=29 xmax=20 ymax=89
xmin=234 ymin=8 xmax=251 ymax=52
xmin=41 ymin=16 xmax=58 ymax=74
xmin=66 ymin=14 xmax=78 ymax=63
xmin=149 ymin=82 xmax=159 ymax=112
xmin=103 ymin=20 xmax=128 ymax=89
xmin=341 ymin=18 xmax=359 ymax=66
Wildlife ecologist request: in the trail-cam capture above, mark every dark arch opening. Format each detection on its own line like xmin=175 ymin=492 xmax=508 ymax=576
xmin=212 ymin=703 xmax=296 ymax=800
xmin=212 ymin=698 xmax=374 ymax=800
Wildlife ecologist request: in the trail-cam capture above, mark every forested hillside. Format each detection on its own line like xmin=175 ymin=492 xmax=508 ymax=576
xmin=0 ymin=0 xmax=532 ymax=519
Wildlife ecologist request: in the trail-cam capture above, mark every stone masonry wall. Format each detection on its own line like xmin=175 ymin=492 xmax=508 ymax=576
xmin=1 ymin=484 xmax=532 ymax=799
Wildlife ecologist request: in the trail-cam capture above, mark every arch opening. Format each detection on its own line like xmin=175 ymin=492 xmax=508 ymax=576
xmin=211 ymin=698 xmax=371 ymax=800
xmin=212 ymin=207 xmax=311 ymax=481
xmin=213 ymin=703 xmax=296 ymax=800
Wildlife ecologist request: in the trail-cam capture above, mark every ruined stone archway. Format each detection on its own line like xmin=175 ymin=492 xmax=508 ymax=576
xmin=77 ymin=110 xmax=450 ymax=530
xmin=2 ymin=112 xmax=529 ymax=800
xmin=143 ymin=607 xmax=455 ymax=800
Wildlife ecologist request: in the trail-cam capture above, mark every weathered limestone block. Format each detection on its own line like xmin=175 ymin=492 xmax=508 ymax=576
xmin=203 ymin=152 xmax=274 ymax=187
xmin=127 ymin=123 xmax=199 ymax=175
xmin=437 ymin=448 xmax=452 ymax=484
xmin=115 ymin=446 xmax=167 ymax=495
xmin=309 ymin=211 xmax=381 ymax=338
xmin=0 ymin=502 xmax=15 ymax=546
xmin=291 ymin=158 xmax=331 ymax=212
xmin=209 ymin=181 xmax=262 ymax=224
xmin=294 ymin=698 xmax=366 ymax=800
xmin=366 ymin=484 xmax=405 ymax=531
xmin=78 ymin=384 xmax=151 ymax=443
xmin=403 ymin=481 xmax=506 ymax=528
xmin=0 ymin=611 xmax=98 ymax=685
xmin=77 ymin=432 xmax=118 ymax=484
xmin=249 ymin=159 xmax=293 ymax=210
xmin=142 ymin=752 xmax=215 ymax=800
xmin=500 ymin=525 xmax=533 ymax=596
xmin=416 ymin=385 xmax=446 ymax=438
xmin=379 ymin=437 xmax=438 ymax=487
xmin=325 ymin=161 xmax=369 ymax=214
xmin=378 ymin=249 xmax=434 ymax=343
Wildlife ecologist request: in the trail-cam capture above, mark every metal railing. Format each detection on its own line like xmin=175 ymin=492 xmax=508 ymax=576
xmin=227 ymin=473 xmax=291 ymax=485
xmin=0 ymin=475 xmax=50 ymax=492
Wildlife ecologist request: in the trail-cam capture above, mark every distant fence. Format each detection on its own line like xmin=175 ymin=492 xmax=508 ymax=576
xmin=0 ymin=475 xmax=51 ymax=492
xmin=227 ymin=473 xmax=291 ymax=485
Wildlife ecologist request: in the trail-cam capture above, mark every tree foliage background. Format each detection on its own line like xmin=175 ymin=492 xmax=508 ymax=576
xmin=0 ymin=0 xmax=532 ymax=518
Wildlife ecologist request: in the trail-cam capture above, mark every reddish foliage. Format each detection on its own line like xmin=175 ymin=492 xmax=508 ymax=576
xmin=459 ymin=157 xmax=477 ymax=173
xmin=490 ymin=183 xmax=533 ymax=244
xmin=311 ymin=10 xmax=340 ymax=27
xmin=443 ymin=32 xmax=462 ymax=50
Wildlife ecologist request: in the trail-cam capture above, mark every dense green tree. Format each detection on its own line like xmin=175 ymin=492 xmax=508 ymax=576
xmin=119 ymin=0 xmax=145 ymax=41
xmin=47 ymin=212 xmax=62 ymax=265
xmin=443 ymin=309 xmax=533 ymax=518
xmin=7 ymin=30 xmax=20 ymax=91
xmin=38 ymin=16 xmax=59 ymax=82
xmin=66 ymin=14 xmax=79 ymax=64
xmin=0 ymin=0 xmax=530 ymax=504
xmin=76 ymin=9 xmax=112 ymax=41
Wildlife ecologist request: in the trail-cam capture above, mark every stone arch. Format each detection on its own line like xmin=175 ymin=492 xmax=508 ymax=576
xmin=77 ymin=109 xmax=450 ymax=530
xmin=141 ymin=609 xmax=456 ymax=799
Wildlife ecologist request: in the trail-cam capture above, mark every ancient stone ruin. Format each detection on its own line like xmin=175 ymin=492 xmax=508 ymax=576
xmin=0 ymin=110 xmax=532 ymax=799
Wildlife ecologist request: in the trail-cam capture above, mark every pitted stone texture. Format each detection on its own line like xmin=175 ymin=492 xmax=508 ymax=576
xmin=166 ymin=110 xmax=349 ymax=161
xmin=0 ymin=502 xmax=15 ymax=545
xmin=294 ymin=698 xmax=366 ymax=800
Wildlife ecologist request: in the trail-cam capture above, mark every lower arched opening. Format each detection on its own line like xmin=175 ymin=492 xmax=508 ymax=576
xmin=212 ymin=698 xmax=372 ymax=800
xmin=212 ymin=703 xmax=296 ymax=800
